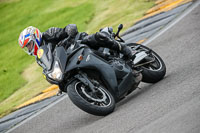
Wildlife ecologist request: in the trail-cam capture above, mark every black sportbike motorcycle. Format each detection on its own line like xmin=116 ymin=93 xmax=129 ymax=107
xmin=37 ymin=24 xmax=166 ymax=116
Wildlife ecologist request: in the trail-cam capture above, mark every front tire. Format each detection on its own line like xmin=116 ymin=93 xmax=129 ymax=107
xmin=127 ymin=43 xmax=166 ymax=83
xmin=67 ymin=80 xmax=115 ymax=116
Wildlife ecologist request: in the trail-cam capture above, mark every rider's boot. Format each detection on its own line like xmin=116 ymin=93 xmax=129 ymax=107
xmin=119 ymin=43 xmax=137 ymax=60
xmin=95 ymin=32 xmax=137 ymax=60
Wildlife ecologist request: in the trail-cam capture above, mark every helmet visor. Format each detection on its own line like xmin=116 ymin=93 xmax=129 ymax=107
xmin=23 ymin=40 xmax=35 ymax=55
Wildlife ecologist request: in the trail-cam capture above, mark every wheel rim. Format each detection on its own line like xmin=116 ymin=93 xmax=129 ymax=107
xmin=144 ymin=54 xmax=162 ymax=71
xmin=130 ymin=46 xmax=163 ymax=71
xmin=74 ymin=82 xmax=112 ymax=107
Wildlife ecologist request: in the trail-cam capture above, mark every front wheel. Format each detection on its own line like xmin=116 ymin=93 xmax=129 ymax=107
xmin=127 ymin=43 xmax=166 ymax=83
xmin=67 ymin=80 xmax=115 ymax=116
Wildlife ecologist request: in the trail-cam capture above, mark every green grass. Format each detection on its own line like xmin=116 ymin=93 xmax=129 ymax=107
xmin=0 ymin=0 xmax=95 ymax=102
xmin=0 ymin=0 xmax=155 ymax=117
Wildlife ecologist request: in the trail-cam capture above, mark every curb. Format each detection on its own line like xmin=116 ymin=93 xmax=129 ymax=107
xmin=16 ymin=85 xmax=59 ymax=109
xmin=135 ymin=0 xmax=192 ymax=26
xmin=147 ymin=0 xmax=192 ymax=14
xmin=42 ymin=85 xmax=58 ymax=93
xmin=122 ymin=0 xmax=193 ymax=43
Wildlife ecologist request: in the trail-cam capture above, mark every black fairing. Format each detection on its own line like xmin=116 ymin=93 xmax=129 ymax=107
xmin=38 ymin=45 xmax=53 ymax=71
xmin=65 ymin=47 xmax=136 ymax=99
xmin=65 ymin=48 xmax=119 ymax=95
xmin=39 ymin=44 xmax=137 ymax=100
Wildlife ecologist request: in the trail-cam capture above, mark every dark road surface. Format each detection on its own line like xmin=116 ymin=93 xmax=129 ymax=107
xmin=7 ymin=2 xmax=200 ymax=133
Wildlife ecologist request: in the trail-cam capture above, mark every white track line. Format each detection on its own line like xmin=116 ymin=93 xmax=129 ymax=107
xmin=6 ymin=95 xmax=68 ymax=133
xmin=143 ymin=0 xmax=200 ymax=46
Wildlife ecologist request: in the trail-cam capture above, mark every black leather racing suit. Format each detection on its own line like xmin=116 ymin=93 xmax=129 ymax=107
xmin=41 ymin=24 xmax=133 ymax=58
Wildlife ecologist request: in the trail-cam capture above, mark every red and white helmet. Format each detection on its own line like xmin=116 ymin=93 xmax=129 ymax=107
xmin=18 ymin=26 xmax=42 ymax=56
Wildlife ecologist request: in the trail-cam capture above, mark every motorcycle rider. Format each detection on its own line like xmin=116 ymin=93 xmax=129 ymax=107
xmin=18 ymin=24 xmax=135 ymax=60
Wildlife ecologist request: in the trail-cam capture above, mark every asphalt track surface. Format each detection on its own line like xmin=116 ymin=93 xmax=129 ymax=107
xmin=7 ymin=2 xmax=200 ymax=133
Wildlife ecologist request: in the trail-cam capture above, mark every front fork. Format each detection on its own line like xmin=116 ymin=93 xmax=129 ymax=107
xmin=74 ymin=72 xmax=97 ymax=93
xmin=57 ymin=72 xmax=97 ymax=96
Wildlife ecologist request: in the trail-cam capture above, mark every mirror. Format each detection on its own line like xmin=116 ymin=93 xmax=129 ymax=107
xmin=118 ymin=24 xmax=123 ymax=30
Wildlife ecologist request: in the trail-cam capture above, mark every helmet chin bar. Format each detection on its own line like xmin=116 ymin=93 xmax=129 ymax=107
xmin=23 ymin=41 xmax=36 ymax=56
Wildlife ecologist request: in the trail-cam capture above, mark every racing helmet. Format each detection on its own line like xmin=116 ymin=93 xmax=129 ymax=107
xmin=18 ymin=26 xmax=42 ymax=56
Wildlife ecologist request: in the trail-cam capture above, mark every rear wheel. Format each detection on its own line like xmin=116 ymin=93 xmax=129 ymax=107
xmin=67 ymin=79 xmax=115 ymax=116
xmin=127 ymin=43 xmax=166 ymax=83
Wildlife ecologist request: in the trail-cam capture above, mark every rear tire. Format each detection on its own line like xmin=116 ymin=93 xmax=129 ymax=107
xmin=67 ymin=80 xmax=115 ymax=116
xmin=127 ymin=43 xmax=166 ymax=83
